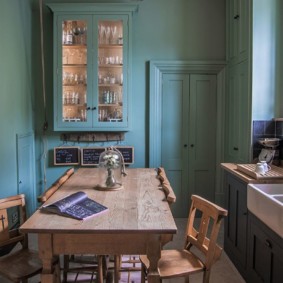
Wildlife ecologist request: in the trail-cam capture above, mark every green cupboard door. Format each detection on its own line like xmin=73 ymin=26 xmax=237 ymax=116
xmin=161 ymin=74 xmax=190 ymax=217
xmin=16 ymin=133 xmax=36 ymax=217
xmin=188 ymin=74 xmax=217 ymax=203
xmin=161 ymin=74 xmax=217 ymax=217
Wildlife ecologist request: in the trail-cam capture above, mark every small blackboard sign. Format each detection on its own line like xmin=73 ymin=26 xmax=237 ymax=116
xmin=54 ymin=147 xmax=80 ymax=165
xmin=116 ymin=146 xmax=134 ymax=165
xmin=81 ymin=147 xmax=106 ymax=166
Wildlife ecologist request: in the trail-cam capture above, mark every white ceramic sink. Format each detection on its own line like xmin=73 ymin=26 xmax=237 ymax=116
xmin=247 ymin=183 xmax=283 ymax=238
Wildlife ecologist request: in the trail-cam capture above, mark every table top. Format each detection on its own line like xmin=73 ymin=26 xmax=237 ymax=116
xmin=20 ymin=168 xmax=177 ymax=235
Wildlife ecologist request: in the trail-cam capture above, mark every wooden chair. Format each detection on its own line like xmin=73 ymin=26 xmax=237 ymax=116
xmin=140 ymin=194 xmax=228 ymax=283
xmin=38 ymin=167 xmax=107 ymax=283
xmin=113 ymin=167 xmax=177 ymax=283
xmin=157 ymin=167 xmax=176 ymax=206
xmin=0 ymin=194 xmax=60 ymax=283
xmin=157 ymin=167 xmax=176 ymax=247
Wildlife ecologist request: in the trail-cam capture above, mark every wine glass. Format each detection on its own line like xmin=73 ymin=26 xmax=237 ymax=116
xmin=104 ymin=26 xmax=111 ymax=44
xmin=80 ymin=26 xmax=87 ymax=45
xmin=98 ymin=24 xmax=103 ymax=44
xmin=110 ymin=25 xmax=117 ymax=44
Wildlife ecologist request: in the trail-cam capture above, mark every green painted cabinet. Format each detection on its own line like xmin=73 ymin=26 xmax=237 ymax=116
xmin=247 ymin=213 xmax=283 ymax=283
xmin=47 ymin=3 xmax=138 ymax=131
xmin=225 ymin=0 xmax=252 ymax=163
xmin=227 ymin=0 xmax=250 ymax=65
xmin=224 ymin=171 xmax=248 ymax=280
xmin=226 ymin=60 xmax=251 ymax=163
xmin=161 ymin=73 xmax=217 ymax=217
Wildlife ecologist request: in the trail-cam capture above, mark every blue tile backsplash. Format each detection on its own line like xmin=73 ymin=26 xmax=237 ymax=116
xmin=253 ymin=120 xmax=283 ymax=164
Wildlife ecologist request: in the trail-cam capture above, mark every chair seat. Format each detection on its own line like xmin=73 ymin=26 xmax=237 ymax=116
xmin=0 ymin=248 xmax=42 ymax=282
xmin=140 ymin=249 xmax=205 ymax=279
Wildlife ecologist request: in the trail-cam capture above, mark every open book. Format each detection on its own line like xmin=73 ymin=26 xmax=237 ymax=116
xmin=41 ymin=191 xmax=108 ymax=220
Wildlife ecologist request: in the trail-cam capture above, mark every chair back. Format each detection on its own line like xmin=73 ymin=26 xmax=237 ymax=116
xmin=37 ymin=167 xmax=74 ymax=204
xmin=0 ymin=194 xmax=28 ymax=250
xmin=157 ymin=167 xmax=176 ymax=205
xmin=185 ymin=195 xmax=228 ymax=269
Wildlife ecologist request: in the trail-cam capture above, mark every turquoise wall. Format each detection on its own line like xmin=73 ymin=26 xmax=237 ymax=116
xmin=34 ymin=0 xmax=226 ymax=196
xmin=252 ymin=0 xmax=283 ymax=120
xmin=0 ymin=0 xmax=34 ymax=198
xmin=0 ymin=0 xmax=226 ymax=203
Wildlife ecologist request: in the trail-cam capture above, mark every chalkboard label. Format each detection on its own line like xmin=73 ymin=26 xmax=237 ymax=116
xmin=54 ymin=147 xmax=80 ymax=165
xmin=81 ymin=147 xmax=106 ymax=166
xmin=116 ymin=146 xmax=134 ymax=164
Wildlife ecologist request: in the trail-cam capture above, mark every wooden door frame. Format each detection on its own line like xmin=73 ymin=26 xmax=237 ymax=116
xmin=149 ymin=60 xmax=226 ymax=204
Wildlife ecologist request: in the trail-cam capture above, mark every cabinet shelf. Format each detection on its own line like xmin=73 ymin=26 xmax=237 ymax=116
xmin=63 ymin=84 xmax=87 ymax=87
xmin=99 ymin=64 xmax=123 ymax=68
xmin=99 ymin=83 xmax=122 ymax=87
xmin=99 ymin=103 xmax=122 ymax=107
xmin=63 ymin=103 xmax=85 ymax=107
xmin=63 ymin=64 xmax=87 ymax=67
xmin=99 ymin=44 xmax=123 ymax=49
xmin=63 ymin=44 xmax=87 ymax=48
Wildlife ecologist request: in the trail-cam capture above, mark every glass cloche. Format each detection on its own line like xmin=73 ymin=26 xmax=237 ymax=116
xmin=96 ymin=147 xmax=126 ymax=190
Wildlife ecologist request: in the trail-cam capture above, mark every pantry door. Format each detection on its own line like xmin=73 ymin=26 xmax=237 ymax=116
xmin=161 ymin=73 xmax=217 ymax=217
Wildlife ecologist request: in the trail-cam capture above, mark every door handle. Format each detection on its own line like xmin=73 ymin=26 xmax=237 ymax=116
xmin=265 ymin=239 xmax=272 ymax=249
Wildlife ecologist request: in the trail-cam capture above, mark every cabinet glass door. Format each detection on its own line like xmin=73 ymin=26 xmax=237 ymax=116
xmin=55 ymin=13 xmax=129 ymax=131
xmin=61 ymin=18 xmax=89 ymax=125
xmin=97 ymin=19 xmax=124 ymax=124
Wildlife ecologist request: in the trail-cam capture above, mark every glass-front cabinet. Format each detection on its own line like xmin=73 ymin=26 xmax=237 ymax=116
xmin=47 ymin=4 xmax=138 ymax=131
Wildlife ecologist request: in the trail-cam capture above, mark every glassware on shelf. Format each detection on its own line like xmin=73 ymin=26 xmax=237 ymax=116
xmin=64 ymin=21 xmax=73 ymax=44
xmin=104 ymin=26 xmax=111 ymax=44
xmin=118 ymin=34 xmax=123 ymax=45
xmin=98 ymin=24 xmax=105 ymax=44
xmin=101 ymin=91 xmax=118 ymax=104
xmin=79 ymin=26 xmax=87 ymax=45
xmin=72 ymin=23 xmax=81 ymax=44
xmin=61 ymin=20 xmax=88 ymax=125
xmin=61 ymin=18 xmax=125 ymax=126
xmin=110 ymin=25 xmax=117 ymax=44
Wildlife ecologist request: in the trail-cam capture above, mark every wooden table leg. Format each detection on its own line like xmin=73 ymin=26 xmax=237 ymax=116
xmin=114 ymin=255 xmax=121 ymax=283
xmin=97 ymin=255 xmax=103 ymax=283
xmin=146 ymin=235 xmax=161 ymax=283
xmin=38 ymin=234 xmax=57 ymax=283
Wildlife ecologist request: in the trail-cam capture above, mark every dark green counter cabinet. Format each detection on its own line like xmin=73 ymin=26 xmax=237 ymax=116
xmin=247 ymin=213 xmax=283 ymax=283
xmin=224 ymin=171 xmax=283 ymax=282
xmin=224 ymin=171 xmax=248 ymax=280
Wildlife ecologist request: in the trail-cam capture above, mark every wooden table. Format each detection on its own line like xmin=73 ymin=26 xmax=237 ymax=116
xmin=20 ymin=168 xmax=177 ymax=283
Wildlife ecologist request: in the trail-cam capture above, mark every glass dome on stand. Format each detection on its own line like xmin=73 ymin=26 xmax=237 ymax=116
xmin=95 ymin=147 xmax=127 ymax=190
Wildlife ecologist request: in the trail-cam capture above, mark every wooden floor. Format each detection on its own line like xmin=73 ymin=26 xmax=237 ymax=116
xmin=0 ymin=218 xmax=245 ymax=283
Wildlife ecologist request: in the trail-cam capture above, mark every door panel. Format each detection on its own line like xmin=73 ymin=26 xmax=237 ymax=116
xmin=189 ymin=74 xmax=217 ymax=202
xmin=161 ymin=74 xmax=217 ymax=217
xmin=161 ymin=74 xmax=189 ymax=217
xmin=17 ymin=133 xmax=36 ymax=217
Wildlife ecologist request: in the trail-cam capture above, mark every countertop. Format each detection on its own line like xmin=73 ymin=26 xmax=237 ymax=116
xmin=221 ymin=163 xmax=283 ymax=184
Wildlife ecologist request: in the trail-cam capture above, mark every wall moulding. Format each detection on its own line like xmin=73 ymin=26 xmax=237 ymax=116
xmin=148 ymin=60 xmax=226 ymax=204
